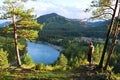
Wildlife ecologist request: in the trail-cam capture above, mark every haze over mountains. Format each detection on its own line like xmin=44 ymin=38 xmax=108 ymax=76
xmin=37 ymin=13 xmax=109 ymax=41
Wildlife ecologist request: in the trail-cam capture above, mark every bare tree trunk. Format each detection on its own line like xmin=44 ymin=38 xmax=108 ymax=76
xmin=12 ymin=15 xmax=21 ymax=66
xmin=99 ymin=0 xmax=119 ymax=68
xmin=104 ymin=7 xmax=120 ymax=70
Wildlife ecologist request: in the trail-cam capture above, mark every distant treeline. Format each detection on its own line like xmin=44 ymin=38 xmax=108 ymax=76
xmin=36 ymin=13 xmax=109 ymax=42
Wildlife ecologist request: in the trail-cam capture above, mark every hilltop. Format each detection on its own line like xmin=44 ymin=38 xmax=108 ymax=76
xmin=37 ymin=13 xmax=109 ymax=41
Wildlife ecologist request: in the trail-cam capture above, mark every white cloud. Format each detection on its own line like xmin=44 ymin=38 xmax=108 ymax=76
xmin=0 ymin=2 xmax=3 ymax=7
xmin=23 ymin=0 xmax=93 ymax=19
xmin=0 ymin=0 xmax=92 ymax=19
xmin=24 ymin=1 xmax=57 ymax=16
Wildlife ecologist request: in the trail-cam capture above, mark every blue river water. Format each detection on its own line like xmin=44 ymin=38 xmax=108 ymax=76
xmin=27 ymin=41 xmax=60 ymax=64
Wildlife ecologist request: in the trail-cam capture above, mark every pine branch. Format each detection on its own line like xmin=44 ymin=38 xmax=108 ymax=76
xmin=91 ymin=12 xmax=112 ymax=19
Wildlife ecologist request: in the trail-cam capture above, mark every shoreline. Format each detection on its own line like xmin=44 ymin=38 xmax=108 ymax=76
xmin=33 ymin=41 xmax=63 ymax=52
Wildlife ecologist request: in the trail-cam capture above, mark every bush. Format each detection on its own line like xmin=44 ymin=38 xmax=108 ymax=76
xmin=55 ymin=53 xmax=68 ymax=70
xmin=45 ymin=65 xmax=53 ymax=71
xmin=35 ymin=62 xmax=45 ymax=71
xmin=0 ymin=48 xmax=9 ymax=78
xmin=53 ymin=65 xmax=63 ymax=71
xmin=22 ymin=54 xmax=34 ymax=66
xmin=0 ymin=48 xmax=9 ymax=69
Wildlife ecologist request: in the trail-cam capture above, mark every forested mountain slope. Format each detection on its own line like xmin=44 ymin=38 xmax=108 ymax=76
xmin=37 ymin=13 xmax=109 ymax=41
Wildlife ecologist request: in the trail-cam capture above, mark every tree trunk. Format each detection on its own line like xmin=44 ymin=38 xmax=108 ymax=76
xmin=98 ymin=0 xmax=119 ymax=68
xmin=12 ymin=15 xmax=21 ymax=66
xmin=104 ymin=6 xmax=120 ymax=70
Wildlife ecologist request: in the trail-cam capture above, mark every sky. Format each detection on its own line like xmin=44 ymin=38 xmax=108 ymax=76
xmin=0 ymin=0 xmax=93 ymax=19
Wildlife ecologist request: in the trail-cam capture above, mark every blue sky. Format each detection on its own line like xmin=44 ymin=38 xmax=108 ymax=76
xmin=0 ymin=0 xmax=93 ymax=19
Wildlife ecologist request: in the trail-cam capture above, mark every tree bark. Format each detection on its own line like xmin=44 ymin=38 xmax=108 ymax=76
xmin=12 ymin=14 xmax=21 ymax=66
xmin=99 ymin=0 xmax=119 ymax=68
xmin=104 ymin=6 xmax=120 ymax=70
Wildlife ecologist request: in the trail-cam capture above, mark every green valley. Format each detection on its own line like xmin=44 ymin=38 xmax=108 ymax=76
xmin=0 ymin=0 xmax=120 ymax=80
xmin=37 ymin=13 xmax=109 ymax=43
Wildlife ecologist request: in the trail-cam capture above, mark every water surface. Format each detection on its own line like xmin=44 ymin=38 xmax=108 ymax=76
xmin=27 ymin=41 xmax=60 ymax=64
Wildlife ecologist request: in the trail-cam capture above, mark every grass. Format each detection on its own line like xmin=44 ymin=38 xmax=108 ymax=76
xmin=1 ymin=64 xmax=119 ymax=80
xmin=2 ymin=70 xmax=73 ymax=80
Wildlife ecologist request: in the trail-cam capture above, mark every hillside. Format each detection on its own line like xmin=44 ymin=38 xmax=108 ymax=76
xmin=1 ymin=14 xmax=120 ymax=80
xmin=37 ymin=13 xmax=109 ymax=41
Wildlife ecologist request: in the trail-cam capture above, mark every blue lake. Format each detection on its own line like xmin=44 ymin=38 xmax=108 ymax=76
xmin=27 ymin=41 xmax=60 ymax=64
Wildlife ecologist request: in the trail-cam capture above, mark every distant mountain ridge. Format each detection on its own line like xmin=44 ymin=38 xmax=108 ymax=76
xmin=0 ymin=13 xmax=109 ymax=40
xmin=0 ymin=20 xmax=11 ymax=28
xmin=37 ymin=13 xmax=109 ymax=41
xmin=37 ymin=13 xmax=109 ymax=27
xmin=37 ymin=13 xmax=70 ymax=23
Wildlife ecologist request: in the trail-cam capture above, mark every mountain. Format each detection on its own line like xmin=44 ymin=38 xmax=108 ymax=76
xmin=37 ymin=13 xmax=108 ymax=41
xmin=0 ymin=20 xmax=11 ymax=28
xmin=37 ymin=13 xmax=85 ymax=28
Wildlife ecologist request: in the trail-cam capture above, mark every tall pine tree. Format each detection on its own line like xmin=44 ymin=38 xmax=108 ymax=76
xmin=1 ymin=0 xmax=43 ymax=66
xmin=86 ymin=0 xmax=119 ymax=69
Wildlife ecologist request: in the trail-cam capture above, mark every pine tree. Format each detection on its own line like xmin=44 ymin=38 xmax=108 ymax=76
xmin=104 ymin=5 xmax=120 ymax=70
xmin=86 ymin=0 xmax=119 ymax=69
xmin=1 ymin=0 xmax=43 ymax=66
xmin=98 ymin=0 xmax=119 ymax=69
xmin=56 ymin=53 xmax=68 ymax=68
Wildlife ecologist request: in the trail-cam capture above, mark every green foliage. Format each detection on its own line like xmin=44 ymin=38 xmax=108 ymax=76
xmin=90 ymin=71 xmax=118 ymax=80
xmin=1 ymin=0 xmax=44 ymax=66
xmin=0 ymin=36 xmax=27 ymax=63
xmin=86 ymin=0 xmax=113 ymax=20
xmin=0 ymin=71 xmax=11 ymax=80
xmin=18 ymin=20 xmax=43 ymax=30
xmin=0 ymin=37 xmax=15 ymax=62
xmin=61 ymin=40 xmax=88 ymax=68
xmin=73 ymin=56 xmax=80 ymax=68
xmin=22 ymin=54 xmax=34 ymax=66
xmin=0 ymin=48 xmax=9 ymax=69
xmin=1 ymin=0 xmax=44 ymax=41
xmin=110 ymin=52 xmax=120 ymax=73
xmin=17 ymin=30 xmax=39 ymax=41
xmin=93 ymin=44 xmax=104 ymax=63
xmin=37 ymin=13 xmax=108 ymax=42
xmin=2 ymin=0 xmax=44 ymax=41
xmin=35 ymin=62 xmax=45 ymax=71
xmin=45 ymin=65 xmax=53 ymax=71
xmin=100 ymin=0 xmax=111 ymax=6
xmin=0 ymin=26 xmax=13 ymax=37
xmin=56 ymin=53 xmax=68 ymax=69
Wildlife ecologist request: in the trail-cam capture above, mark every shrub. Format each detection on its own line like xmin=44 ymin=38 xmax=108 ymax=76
xmin=0 ymin=48 xmax=9 ymax=78
xmin=35 ymin=62 xmax=45 ymax=71
xmin=56 ymin=53 xmax=68 ymax=70
xmin=45 ymin=65 xmax=53 ymax=71
xmin=0 ymin=48 xmax=9 ymax=69
xmin=22 ymin=54 xmax=34 ymax=66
